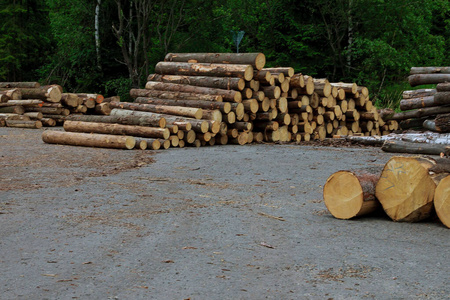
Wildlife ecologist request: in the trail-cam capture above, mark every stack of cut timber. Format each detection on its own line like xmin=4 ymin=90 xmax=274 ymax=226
xmin=323 ymin=156 xmax=450 ymax=228
xmin=0 ymin=82 xmax=117 ymax=128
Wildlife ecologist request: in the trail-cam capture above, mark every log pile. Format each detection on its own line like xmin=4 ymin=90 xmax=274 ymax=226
xmin=323 ymin=155 xmax=450 ymax=228
xmin=0 ymin=82 xmax=116 ymax=129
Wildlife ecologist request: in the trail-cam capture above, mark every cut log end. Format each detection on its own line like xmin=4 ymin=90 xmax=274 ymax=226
xmin=324 ymin=171 xmax=380 ymax=219
xmin=434 ymin=175 xmax=450 ymax=228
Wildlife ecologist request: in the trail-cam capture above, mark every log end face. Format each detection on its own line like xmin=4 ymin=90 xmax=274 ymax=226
xmin=244 ymin=65 xmax=254 ymax=81
xmin=434 ymin=175 xmax=450 ymax=228
xmin=151 ymin=139 xmax=161 ymax=150
xmin=255 ymin=53 xmax=266 ymax=70
xmin=323 ymin=171 xmax=364 ymax=219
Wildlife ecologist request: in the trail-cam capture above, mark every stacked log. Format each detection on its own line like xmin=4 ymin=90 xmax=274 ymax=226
xmin=323 ymin=155 xmax=450 ymax=228
xmin=0 ymin=81 xmax=116 ymax=128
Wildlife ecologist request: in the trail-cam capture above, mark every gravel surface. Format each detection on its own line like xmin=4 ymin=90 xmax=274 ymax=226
xmin=0 ymin=127 xmax=448 ymax=299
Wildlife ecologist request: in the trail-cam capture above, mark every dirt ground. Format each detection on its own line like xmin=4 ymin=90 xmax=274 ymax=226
xmin=0 ymin=127 xmax=448 ymax=299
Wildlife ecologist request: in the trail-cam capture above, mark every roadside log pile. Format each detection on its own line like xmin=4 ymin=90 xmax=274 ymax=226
xmin=0 ymin=82 xmax=115 ymax=129
xmin=323 ymin=155 xmax=450 ymax=228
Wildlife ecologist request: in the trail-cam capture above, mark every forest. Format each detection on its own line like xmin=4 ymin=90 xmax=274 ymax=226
xmin=1 ymin=0 xmax=449 ymax=107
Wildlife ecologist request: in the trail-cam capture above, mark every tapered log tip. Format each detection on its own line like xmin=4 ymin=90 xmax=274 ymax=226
xmin=323 ymin=171 xmax=364 ymax=219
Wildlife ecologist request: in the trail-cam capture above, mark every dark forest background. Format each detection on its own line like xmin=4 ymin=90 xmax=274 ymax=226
xmin=1 ymin=0 xmax=449 ymax=107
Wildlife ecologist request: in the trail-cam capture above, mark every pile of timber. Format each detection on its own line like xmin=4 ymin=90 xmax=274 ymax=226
xmin=0 ymin=82 xmax=117 ymax=129
xmin=323 ymin=156 xmax=450 ymax=228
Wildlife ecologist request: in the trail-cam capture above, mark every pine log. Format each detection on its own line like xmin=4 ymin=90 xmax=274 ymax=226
xmin=399 ymin=96 xmax=436 ymax=111
xmin=41 ymin=118 xmax=56 ymax=127
xmin=375 ymin=156 xmax=436 ymax=222
xmin=434 ymin=175 xmax=450 ymax=228
xmin=436 ymin=83 xmax=450 ymax=92
xmin=147 ymin=74 xmax=245 ymax=91
xmin=19 ymin=86 xmax=61 ymax=102
xmin=130 ymin=89 xmax=222 ymax=102
xmin=262 ymin=67 xmax=294 ymax=77
xmin=357 ymin=86 xmax=369 ymax=97
xmin=134 ymin=97 xmax=231 ymax=113
xmin=330 ymin=82 xmax=357 ymax=94
xmin=42 ymin=131 xmax=136 ymax=149
xmin=94 ymin=103 xmax=112 ymax=115
xmin=323 ymin=170 xmax=380 ymax=219
xmin=433 ymin=92 xmax=450 ymax=106
xmin=110 ymin=101 xmax=202 ymax=119
xmin=64 ymin=120 xmax=170 ymax=139
xmin=399 ymin=117 xmax=428 ymax=129
xmin=102 ymin=96 xmax=121 ymax=103
xmin=144 ymin=81 xmax=241 ymax=103
xmin=155 ymin=62 xmax=254 ymax=81
xmin=387 ymin=105 xmax=450 ymax=120
xmin=108 ymin=109 xmax=166 ymax=128
xmin=71 ymin=105 xmax=88 ymax=114
xmin=410 ymin=67 xmax=450 ymax=74
xmin=0 ymin=82 xmax=40 ymax=88
xmin=6 ymin=119 xmax=42 ymax=129
xmin=0 ymin=89 xmax=22 ymax=100
xmin=381 ymin=140 xmax=450 ymax=156
xmin=0 ymin=106 xmax=25 ymax=114
xmin=402 ymin=89 xmax=436 ymax=99
xmin=408 ymin=74 xmax=450 ymax=87
xmin=159 ymin=114 xmax=209 ymax=133
xmin=164 ymin=53 xmax=266 ymax=70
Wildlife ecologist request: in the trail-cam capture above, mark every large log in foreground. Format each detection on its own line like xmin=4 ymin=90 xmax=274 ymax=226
xmin=323 ymin=170 xmax=380 ymax=219
xmin=164 ymin=53 xmax=266 ymax=70
xmin=434 ymin=175 xmax=450 ymax=228
xmin=42 ymin=131 xmax=136 ymax=150
xmin=408 ymin=74 xmax=450 ymax=87
xmin=375 ymin=156 xmax=436 ymax=222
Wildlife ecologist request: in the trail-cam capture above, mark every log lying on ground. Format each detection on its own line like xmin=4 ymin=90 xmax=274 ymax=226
xmin=323 ymin=170 xmax=381 ymax=219
xmin=134 ymin=97 xmax=233 ymax=113
xmin=65 ymin=114 xmax=167 ymax=128
xmin=148 ymin=74 xmax=246 ymax=91
xmin=155 ymin=62 xmax=254 ymax=81
xmin=130 ymin=88 xmax=223 ymax=102
xmin=6 ymin=119 xmax=42 ymax=129
xmin=164 ymin=53 xmax=266 ymax=70
xmin=387 ymin=105 xmax=450 ymax=120
xmin=381 ymin=140 xmax=450 ymax=156
xmin=402 ymin=89 xmax=436 ymax=99
xmin=110 ymin=101 xmax=203 ymax=119
xmin=434 ymin=175 xmax=450 ymax=228
xmin=64 ymin=121 xmax=170 ymax=139
xmin=144 ymin=81 xmax=241 ymax=103
xmin=0 ymin=82 xmax=40 ymax=88
xmin=375 ymin=156 xmax=436 ymax=222
xmin=410 ymin=67 xmax=450 ymax=74
xmin=42 ymin=130 xmax=136 ymax=150
xmin=408 ymin=74 xmax=450 ymax=87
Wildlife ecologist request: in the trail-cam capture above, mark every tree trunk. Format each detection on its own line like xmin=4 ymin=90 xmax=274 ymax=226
xmin=130 ymin=88 xmax=223 ymax=102
xmin=94 ymin=103 xmax=112 ymax=115
xmin=61 ymin=93 xmax=80 ymax=107
xmin=42 ymin=130 xmax=136 ymax=150
xmin=0 ymin=89 xmax=22 ymax=100
xmin=260 ymin=86 xmax=281 ymax=99
xmin=323 ymin=170 xmax=380 ymax=219
xmin=399 ymin=117 xmax=428 ymax=130
xmin=110 ymin=101 xmax=203 ymax=119
xmin=387 ymin=105 xmax=450 ymax=120
xmin=261 ymin=67 xmax=294 ymax=77
xmin=410 ymin=67 xmax=450 ymax=74
xmin=330 ymin=82 xmax=357 ymax=94
xmin=437 ymin=82 xmax=450 ymax=92
xmin=313 ymin=79 xmax=331 ymax=97
xmin=18 ymin=86 xmax=62 ymax=102
xmin=6 ymin=119 xmax=42 ymax=129
xmin=375 ymin=156 xmax=437 ymax=222
xmin=147 ymin=74 xmax=246 ymax=91
xmin=134 ymin=97 xmax=231 ymax=113
xmin=65 ymin=114 xmax=166 ymax=128
xmin=0 ymin=82 xmax=40 ymax=88
xmin=289 ymin=74 xmax=305 ymax=88
xmin=64 ymin=120 xmax=170 ymax=139
xmin=408 ymin=74 xmax=450 ymax=87
xmin=381 ymin=140 xmax=450 ymax=156
xmin=433 ymin=92 xmax=450 ymax=106
xmin=434 ymin=175 xmax=450 ymax=228
xmin=109 ymin=109 xmax=166 ymax=128
xmin=155 ymin=62 xmax=254 ymax=81
xmin=23 ymin=112 xmax=43 ymax=120
xmin=3 ymin=99 xmax=43 ymax=107
xmin=0 ymin=106 xmax=25 ymax=114
xmin=399 ymin=96 xmax=437 ymax=111
xmin=402 ymin=89 xmax=436 ymax=99
xmin=164 ymin=52 xmax=266 ymax=70
xmin=144 ymin=81 xmax=241 ymax=103
xmin=0 ymin=113 xmax=30 ymax=121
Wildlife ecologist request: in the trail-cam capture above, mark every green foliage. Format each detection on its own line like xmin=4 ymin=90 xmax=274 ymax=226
xmin=104 ymin=77 xmax=132 ymax=102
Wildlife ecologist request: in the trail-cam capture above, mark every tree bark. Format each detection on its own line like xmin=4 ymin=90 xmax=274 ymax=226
xmin=0 ymin=82 xmax=40 ymax=88
xmin=400 ymin=96 xmax=436 ymax=111
xmin=434 ymin=113 xmax=450 ymax=133
xmin=25 ymin=107 xmax=70 ymax=116
xmin=147 ymin=74 xmax=246 ymax=91
xmin=260 ymin=86 xmax=281 ymax=99
xmin=130 ymin=88 xmax=223 ymax=102
xmin=381 ymin=140 xmax=450 ymax=156
xmin=42 ymin=130 xmax=136 ymax=150
xmin=4 ymin=100 xmax=43 ymax=107
xmin=23 ymin=112 xmax=43 ymax=120
xmin=437 ymin=82 xmax=450 ymax=92
xmin=40 ymin=118 xmax=56 ymax=127
xmin=0 ymin=106 xmax=25 ymax=114
xmin=110 ymin=101 xmax=203 ymax=119
xmin=0 ymin=89 xmax=22 ymax=100
xmin=289 ymin=74 xmax=305 ymax=88
xmin=164 ymin=53 xmax=266 ymax=70
xmin=434 ymin=175 xmax=450 ymax=228
xmin=387 ymin=105 xmax=450 ymax=120
xmin=18 ymin=86 xmax=62 ymax=103
xmin=155 ymin=62 xmax=254 ymax=81
xmin=399 ymin=117 xmax=428 ymax=130
xmin=134 ymin=97 xmax=231 ymax=113
xmin=323 ymin=170 xmax=381 ymax=219
xmin=6 ymin=119 xmax=42 ymax=129
xmin=65 ymin=114 xmax=166 ymax=128
xmin=402 ymin=89 xmax=436 ymax=99
xmin=144 ymin=81 xmax=241 ymax=102
xmin=330 ymin=82 xmax=357 ymax=94
xmin=410 ymin=67 xmax=450 ymax=74
xmin=375 ymin=156 xmax=437 ymax=222
xmin=61 ymin=93 xmax=80 ymax=107
xmin=109 ymin=109 xmax=167 ymax=128
xmin=64 ymin=120 xmax=170 ymax=139
xmin=408 ymin=74 xmax=450 ymax=87
xmin=94 ymin=103 xmax=112 ymax=115
xmin=261 ymin=67 xmax=294 ymax=77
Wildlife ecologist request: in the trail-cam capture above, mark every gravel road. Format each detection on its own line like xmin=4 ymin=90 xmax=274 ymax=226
xmin=0 ymin=127 xmax=448 ymax=300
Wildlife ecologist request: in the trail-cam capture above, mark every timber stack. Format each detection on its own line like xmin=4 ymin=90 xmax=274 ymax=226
xmin=323 ymin=155 xmax=450 ymax=228
xmin=0 ymin=81 xmax=115 ymax=129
